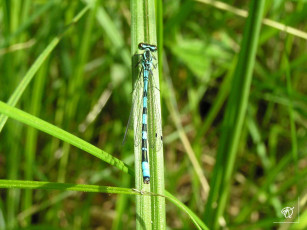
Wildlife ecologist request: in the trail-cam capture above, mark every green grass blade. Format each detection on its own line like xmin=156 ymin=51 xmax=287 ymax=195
xmin=0 ymin=101 xmax=133 ymax=176
xmin=0 ymin=180 xmax=136 ymax=195
xmin=131 ymin=0 xmax=151 ymax=228
xmin=204 ymin=0 xmax=266 ymax=228
xmin=131 ymin=0 xmax=165 ymax=229
xmin=0 ymin=180 xmax=207 ymax=230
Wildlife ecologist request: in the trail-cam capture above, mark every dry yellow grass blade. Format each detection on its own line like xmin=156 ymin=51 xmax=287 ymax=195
xmin=195 ymin=0 xmax=307 ymax=40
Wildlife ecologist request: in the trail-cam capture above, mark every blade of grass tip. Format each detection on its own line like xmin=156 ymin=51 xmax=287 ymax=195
xmin=0 ymin=5 xmax=90 ymax=133
xmin=0 ymin=101 xmax=134 ymax=176
xmin=204 ymin=0 xmax=265 ymax=228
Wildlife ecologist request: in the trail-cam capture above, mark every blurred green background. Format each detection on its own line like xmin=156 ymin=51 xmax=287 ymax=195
xmin=0 ymin=0 xmax=306 ymax=229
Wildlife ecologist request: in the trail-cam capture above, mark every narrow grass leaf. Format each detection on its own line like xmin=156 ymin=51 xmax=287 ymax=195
xmin=0 ymin=101 xmax=133 ymax=176
xmin=204 ymin=0 xmax=266 ymax=228
xmin=0 ymin=179 xmax=136 ymax=195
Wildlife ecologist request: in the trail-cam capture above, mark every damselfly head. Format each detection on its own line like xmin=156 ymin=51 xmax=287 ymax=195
xmin=138 ymin=43 xmax=157 ymax=52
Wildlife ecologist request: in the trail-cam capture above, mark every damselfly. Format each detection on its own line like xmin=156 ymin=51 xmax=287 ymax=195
xmin=123 ymin=43 xmax=163 ymax=184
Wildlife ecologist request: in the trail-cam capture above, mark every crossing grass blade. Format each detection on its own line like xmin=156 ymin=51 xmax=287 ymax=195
xmin=0 ymin=179 xmax=208 ymax=230
xmin=0 ymin=101 xmax=133 ymax=176
xmin=0 ymin=179 xmax=136 ymax=195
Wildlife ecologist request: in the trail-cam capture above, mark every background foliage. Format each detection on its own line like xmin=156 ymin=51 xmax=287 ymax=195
xmin=0 ymin=0 xmax=306 ymax=229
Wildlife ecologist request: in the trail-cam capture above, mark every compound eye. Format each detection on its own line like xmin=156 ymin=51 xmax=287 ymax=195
xmin=150 ymin=46 xmax=157 ymax=52
xmin=138 ymin=43 xmax=146 ymax=50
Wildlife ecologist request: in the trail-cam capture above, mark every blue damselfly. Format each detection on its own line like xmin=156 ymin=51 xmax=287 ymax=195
xmin=123 ymin=42 xmax=163 ymax=184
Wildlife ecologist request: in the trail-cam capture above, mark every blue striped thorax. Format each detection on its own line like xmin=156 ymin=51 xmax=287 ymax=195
xmin=139 ymin=43 xmax=157 ymax=71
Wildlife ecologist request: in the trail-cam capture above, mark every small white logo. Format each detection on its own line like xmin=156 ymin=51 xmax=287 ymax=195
xmin=274 ymin=198 xmax=299 ymax=224
xmin=281 ymin=207 xmax=295 ymax=218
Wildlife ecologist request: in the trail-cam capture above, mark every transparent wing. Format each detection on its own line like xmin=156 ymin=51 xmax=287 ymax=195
xmin=133 ymin=74 xmax=143 ymax=147
xmin=148 ymin=70 xmax=163 ymax=151
xmin=122 ymin=70 xmax=143 ymax=147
